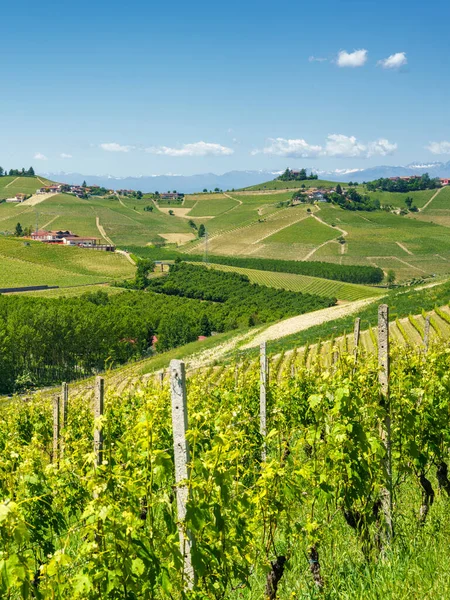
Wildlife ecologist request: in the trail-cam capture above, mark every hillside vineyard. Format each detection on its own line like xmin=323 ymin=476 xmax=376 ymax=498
xmin=2 ymin=307 xmax=450 ymax=598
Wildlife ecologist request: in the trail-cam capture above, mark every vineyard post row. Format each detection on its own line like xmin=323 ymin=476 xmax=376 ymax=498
xmin=47 ymin=303 xmax=436 ymax=591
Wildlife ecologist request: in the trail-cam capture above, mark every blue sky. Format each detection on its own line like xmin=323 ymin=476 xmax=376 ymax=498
xmin=1 ymin=0 xmax=450 ymax=176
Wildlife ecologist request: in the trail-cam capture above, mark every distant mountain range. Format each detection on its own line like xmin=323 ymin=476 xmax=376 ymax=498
xmin=40 ymin=161 xmax=450 ymax=192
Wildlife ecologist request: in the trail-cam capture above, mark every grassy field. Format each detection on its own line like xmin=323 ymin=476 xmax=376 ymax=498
xmin=0 ymin=236 xmax=134 ymax=288
xmin=358 ymin=187 xmax=436 ymax=209
xmin=15 ymin=284 xmax=126 ymax=298
xmin=264 ymin=214 xmax=338 ymax=244
xmin=204 ymin=263 xmax=383 ymax=301
xmin=243 ymin=178 xmax=338 ymax=191
xmin=0 ymin=175 xmax=53 ymax=199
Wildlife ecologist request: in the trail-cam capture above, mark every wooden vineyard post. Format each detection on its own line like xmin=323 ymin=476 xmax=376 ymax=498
xmin=158 ymin=370 xmax=165 ymax=388
xmin=60 ymin=382 xmax=69 ymax=459
xmin=94 ymin=376 xmax=104 ymax=468
xmin=170 ymin=360 xmax=194 ymax=589
xmin=52 ymin=395 xmax=60 ymax=465
xmin=378 ymin=304 xmax=393 ymax=548
xmin=423 ymin=315 xmax=431 ymax=353
xmin=260 ymin=342 xmax=268 ymax=461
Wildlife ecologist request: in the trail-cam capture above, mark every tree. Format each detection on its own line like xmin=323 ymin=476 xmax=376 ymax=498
xmin=336 ymin=184 xmax=343 ymax=195
xmin=199 ymin=314 xmax=211 ymax=336
xmin=386 ymin=270 xmax=396 ymax=286
xmin=134 ymin=259 xmax=155 ymax=289
xmin=27 ymin=166 xmax=35 ymax=177
xmin=136 ymin=190 xmax=143 ymax=199
xmin=203 ymin=188 xmax=208 ymax=193
xmin=405 ymin=196 xmax=413 ymax=209
xmin=0 ymin=167 xmax=4 ymax=176
xmin=198 ymin=224 xmax=206 ymax=238
xmin=214 ymin=187 xmax=220 ymax=192
xmin=299 ymin=168 xmax=307 ymax=180
xmin=14 ymin=222 xmax=23 ymax=237
xmin=82 ymin=180 xmax=87 ymax=188
xmin=168 ymin=209 xmax=174 ymax=216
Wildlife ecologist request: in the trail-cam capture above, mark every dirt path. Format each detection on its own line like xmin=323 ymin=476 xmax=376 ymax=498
xmin=421 ymin=187 xmax=443 ymax=212
xmin=241 ymin=297 xmax=378 ymax=350
xmin=302 ymin=208 xmax=348 ymax=261
xmin=41 ymin=216 xmax=59 ymax=229
xmin=95 ymin=217 xmax=114 ymax=245
xmin=188 ymin=296 xmax=379 ymax=368
xmin=117 ymin=194 xmax=140 ymax=214
xmin=116 ymin=249 xmax=136 ymax=264
xmin=396 ymin=241 xmax=413 ymax=255
xmin=4 ymin=177 xmax=20 ymax=189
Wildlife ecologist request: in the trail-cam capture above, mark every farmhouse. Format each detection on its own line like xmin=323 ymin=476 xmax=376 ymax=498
xmin=440 ymin=178 xmax=450 ymax=186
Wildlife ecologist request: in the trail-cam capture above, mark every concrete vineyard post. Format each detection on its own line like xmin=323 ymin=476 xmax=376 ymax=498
xmin=170 ymin=360 xmax=194 ymax=588
xmin=94 ymin=376 xmax=104 ymax=468
xmin=158 ymin=370 xmax=164 ymax=388
xmin=61 ymin=382 xmax=69 ymax=459
xmin=378 ymin=304 xmax=393 ymax=547
xmin=423 ymin=315 xmax=431 ymax=352
xmin=353 ymin=317 xmax=361 ymax=362
xmin=52 ymin=395 xmax=60 ymax=465
xmin=260 ymin=342 xmax=268 ymax=461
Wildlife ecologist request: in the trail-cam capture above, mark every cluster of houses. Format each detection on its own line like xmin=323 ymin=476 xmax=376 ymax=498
xmin=30 ymin=229 xmax=115 ymax=251
xmin=292 ymin=187 xmax=330 ymax=203
xmin=36 ymin=184 xmax=106 ymax=198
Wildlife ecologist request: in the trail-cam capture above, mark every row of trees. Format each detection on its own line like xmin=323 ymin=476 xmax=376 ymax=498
xmin=366 ymin=173 xmax=441 ymax=192
xmin=278 ymin=168 xmax=319 ymax=182
xmin=124 ymin=248 xmax=385 ymax=284
xmin=0 ymin=166 xmax=35 ymax=177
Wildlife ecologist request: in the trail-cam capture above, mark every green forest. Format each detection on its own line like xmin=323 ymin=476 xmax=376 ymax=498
xmin=0 ymin=266 xmax=333 ymax=394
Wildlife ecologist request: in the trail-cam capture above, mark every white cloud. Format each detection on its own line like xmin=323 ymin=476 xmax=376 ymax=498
xmin=309 ymin=56 xmax=327 ymax=63
xmin=146 ymin=141 xmax=234 ymax=157
xmin=100 ymin=142 xmax=134 ymax=152
xmin=366 ymin=138 xmax=398 ymax=156
xmin=324 ymin=134 xmax=366 ymax=157
xmin=426 ymin=141 xmax=450 ymax=155
xmin=60 ymin=153 xmax=72 ymax=159
xmin=378 ymin=52 xmax=407 ymax=69
xmin=34 ymin=152 xmax=48 ymax=160
xmin=251 ymin=138 xmax=322 ymax=158
xmin=253 ymin=134 xmax=397 ymax=159
xmin=336 ymin=49 xmax=368 ymax=68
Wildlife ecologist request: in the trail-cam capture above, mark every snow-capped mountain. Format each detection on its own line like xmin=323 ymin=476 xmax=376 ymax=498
xmin=40 ymin=161 xmax=450 ymax=192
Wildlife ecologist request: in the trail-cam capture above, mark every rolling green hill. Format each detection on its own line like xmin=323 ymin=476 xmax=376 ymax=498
xmin=0 ymin=236 xmax=134 ymax=288
xmin=2 ymin=176 xmax=450 ymax=287
xmin=0 ymin=175 xmax=54 ymax=199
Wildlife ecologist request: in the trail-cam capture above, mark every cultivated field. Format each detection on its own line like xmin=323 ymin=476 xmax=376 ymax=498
xmin=0 ymin=236 xmax=134 ymax=288
xmin=204 ymin=263 xmax=383 ymax=301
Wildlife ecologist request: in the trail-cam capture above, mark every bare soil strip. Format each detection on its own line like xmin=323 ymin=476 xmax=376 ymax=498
xmin=421 ymin=187 xmax=443 ymax=212
xmin=4 ymin=177 xmax=19 ymax=189
xmin=396 ymin=241 xmax=413 ymax=255
xmin=95 ymin=217 xmax=114 ymax=245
